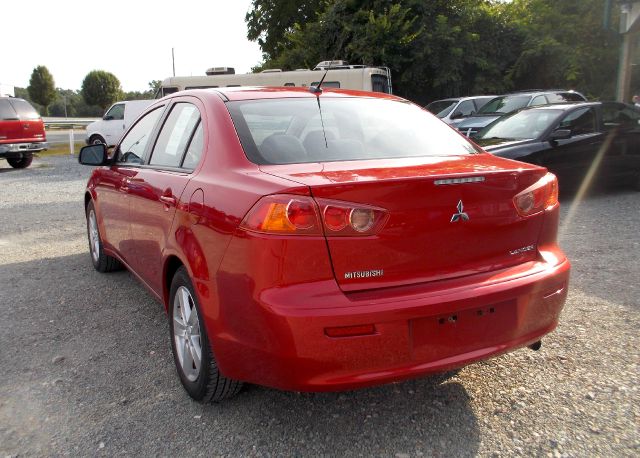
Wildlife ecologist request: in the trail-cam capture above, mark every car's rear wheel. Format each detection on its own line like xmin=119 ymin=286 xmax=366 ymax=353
xmin=169 ymin=267 xmax=242 ymax=402
xmin=90 ymin=135 xmax=106 ymax=146
xmin=7 ymin=155 xmax=33 ymax=169
xmin=86 ymin=201 xmax=122 ymax=272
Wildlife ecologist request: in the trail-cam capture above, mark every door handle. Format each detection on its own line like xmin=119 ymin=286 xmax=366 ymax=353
xmin=160 ymin=195 xmax=177 ymax=206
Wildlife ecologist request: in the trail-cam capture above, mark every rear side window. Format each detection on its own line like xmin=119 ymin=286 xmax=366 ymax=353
xmin=371 ymin=74 xmax=390 ymax=94
xmin=150 ymin=103 xmax=200 ymax=168
xmin=9 ymin=99 xmax=40 ymax=119
xmin=311 ymin=81 xmax=340 ymax=88
xmin=602 ymin=103 xmax=640 ymax=129
xmin=548 ymin=92 xmax=586 ymax=103
xmin=530 ymin=95 xmax=548 ymax=107
xmin=227 ymin=97 xmax=478 ymax=165
xmin=0 ymin=99 xmax=18 ymax=120
xmin=182 ymin=122 xmax=204 ymax=170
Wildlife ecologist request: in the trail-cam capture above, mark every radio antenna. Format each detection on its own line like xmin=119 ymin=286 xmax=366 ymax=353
xmin=309 ymin=64 xmax=331 ymax=94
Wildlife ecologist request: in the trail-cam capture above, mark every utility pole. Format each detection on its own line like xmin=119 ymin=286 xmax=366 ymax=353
xmin=172 ymin=48 xmax=176 ymax=77
xmin=614 ymin=1 xmax=640 ymax=102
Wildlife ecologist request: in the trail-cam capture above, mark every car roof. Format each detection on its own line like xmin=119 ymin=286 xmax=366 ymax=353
xmin=430 ymin=95 xmax=496 ymax=103
xmin=178 ymin=86 xmax=405 ymax=102
xmin=502 ymin=90 xmax=584 ymax=97
xmin=523 ymin=101 xmax=599 ymax=111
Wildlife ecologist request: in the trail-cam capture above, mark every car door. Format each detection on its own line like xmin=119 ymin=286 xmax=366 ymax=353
xmin=126 ymin=99 xmax=203 ymax=294
xmin=601 ymin=102 xmax=640 ymax=180
xmin=542 ymin=107 xmax=603 ymax=187
xmin=103 ymin=103 xmax=126 ymax=145
xmin=95 ymin=105 xmax=165 ymax=263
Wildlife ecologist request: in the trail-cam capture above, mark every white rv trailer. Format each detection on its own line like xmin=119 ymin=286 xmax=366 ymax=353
xmin=156 ymin=61 xmax=392 ymax=98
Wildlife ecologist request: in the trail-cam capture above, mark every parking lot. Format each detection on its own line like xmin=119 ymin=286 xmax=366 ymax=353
xmin=0 ymin=155 xmax=638 ymax=456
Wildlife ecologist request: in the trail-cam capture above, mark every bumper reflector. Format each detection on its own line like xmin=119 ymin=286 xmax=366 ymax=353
xmin=325 ymin=324 xmax=376 ymax=338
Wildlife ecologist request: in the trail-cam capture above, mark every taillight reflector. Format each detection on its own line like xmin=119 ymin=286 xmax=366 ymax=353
xmin=325 ymin=324 xmax=376 ymax=338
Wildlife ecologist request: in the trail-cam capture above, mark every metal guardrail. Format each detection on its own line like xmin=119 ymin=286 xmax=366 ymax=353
xmin=43 ymin=117 xmax=99 ymax=128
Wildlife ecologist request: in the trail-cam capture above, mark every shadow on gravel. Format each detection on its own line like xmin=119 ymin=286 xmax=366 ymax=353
xmin=211 ymin=374 xmax=481 ymax=456
xmin=558 ymin=184 xmax=639 ymax=310
xmin=1 ymin=252 xmax=481 ymax=456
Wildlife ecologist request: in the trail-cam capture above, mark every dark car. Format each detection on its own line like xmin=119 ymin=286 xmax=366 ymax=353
xmin=0 ymin=97 xmax=47 ymax=168
xmin=456 ymin=90 xmax=587 ymax=137
xmin=475 ymin=102 xmax=640 ymax=190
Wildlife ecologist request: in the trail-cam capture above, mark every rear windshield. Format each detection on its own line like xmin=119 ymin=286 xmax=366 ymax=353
xmin=227 ymin=97 xmax=477 ymax=165
xmin=478 ymin=95 xmax=531 ymax=115
xmin=0 ymin=99 xmax=18 ymax=120
xmin=9 ymin=99 xmax=40 ymax=119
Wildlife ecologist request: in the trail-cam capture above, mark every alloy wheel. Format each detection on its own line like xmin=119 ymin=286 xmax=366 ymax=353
xmin=172 ymin=286 xmax=202 ymax=382
xmin=88 ymin=209 xmax=100 ymax=263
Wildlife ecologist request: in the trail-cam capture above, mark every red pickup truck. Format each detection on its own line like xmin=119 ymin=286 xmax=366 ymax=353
xmin=0 ymin=97 xmax=47 ymax=168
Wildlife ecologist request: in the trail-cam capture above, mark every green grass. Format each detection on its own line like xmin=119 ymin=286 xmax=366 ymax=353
xmin=37 ymin=142 xmax=86 ymax=157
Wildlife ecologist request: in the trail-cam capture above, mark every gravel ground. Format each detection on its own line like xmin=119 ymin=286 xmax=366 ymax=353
xmin=1 ymin=155 xmax=638 ymax=457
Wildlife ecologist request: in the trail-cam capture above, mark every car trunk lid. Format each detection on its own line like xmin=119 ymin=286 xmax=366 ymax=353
xmin=260 ymin=154 xmax=548 ymax=292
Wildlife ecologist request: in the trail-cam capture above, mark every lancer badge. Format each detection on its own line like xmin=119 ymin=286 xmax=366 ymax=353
xmin=450 ymin=200 xmax=469 ymax=223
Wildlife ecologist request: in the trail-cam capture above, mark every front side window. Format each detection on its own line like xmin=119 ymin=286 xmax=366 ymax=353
xmin=558 ymin=108 xmax=597 ymax=136
xmin=426 ymin=100 xmax=458 ymax=118
xmin=227 ymin=97 xmax=478 ymax=165
xmin=150 ymin=103 xmax=201 ymax=168
xmin=455 ymin=100 xmax=476 ymax=117
xmin=116 ymin=106 xmax=164 ymax=164
xmin=105 ymin=104 xmax=125 ymax=120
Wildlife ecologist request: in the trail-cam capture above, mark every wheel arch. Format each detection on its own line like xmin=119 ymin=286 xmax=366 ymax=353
xmin=163 ymin=255 xmax=186 ymax=311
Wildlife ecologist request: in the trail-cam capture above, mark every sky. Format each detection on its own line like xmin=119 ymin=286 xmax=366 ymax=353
xmin=1 ymin=0 xmax=263 ymax=92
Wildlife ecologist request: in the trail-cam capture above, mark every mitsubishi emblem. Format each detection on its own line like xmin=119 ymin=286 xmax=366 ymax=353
xmin=450 ymin=200 xmax=470 ymax=223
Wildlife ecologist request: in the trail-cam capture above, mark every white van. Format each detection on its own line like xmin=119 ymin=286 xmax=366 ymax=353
xmin=86 ymin=100 xmax=153 ymax=146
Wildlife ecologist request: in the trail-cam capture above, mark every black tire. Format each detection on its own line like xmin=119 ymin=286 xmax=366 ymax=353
xmin=169 ymin=267 xmax=242 ymax=403
xmin=89 ymin=135 xmax=106 ymax=146
xmin=7 ymin=155 xmax=33 ymax=169
xmin=85 ymin=201 xmax=122 ymax=272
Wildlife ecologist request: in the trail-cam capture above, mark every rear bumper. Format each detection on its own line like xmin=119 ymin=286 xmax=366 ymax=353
xmin=212 ymin=257 xmax=570 ymax=392
xmin=0 ymin=142 xmax=47 ymax=157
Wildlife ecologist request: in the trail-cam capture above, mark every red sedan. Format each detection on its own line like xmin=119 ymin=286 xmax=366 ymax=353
xmin=79 ymin=87 xmax=569 ymax=402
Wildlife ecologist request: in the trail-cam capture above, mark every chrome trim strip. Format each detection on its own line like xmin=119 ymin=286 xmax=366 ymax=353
xmin=434 ymin=176 xmax=485 ymax=185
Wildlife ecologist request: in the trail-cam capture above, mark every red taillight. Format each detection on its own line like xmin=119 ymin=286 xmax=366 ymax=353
xmin=240 ymin=195 xmax=322 ymax=235
xmin=514 ymin=173 xmax=559 ymax=217
xmin=240 ymin=195 xmax=388 ymax=236
xmin=316 ymin=198 xmax=388 ymax=236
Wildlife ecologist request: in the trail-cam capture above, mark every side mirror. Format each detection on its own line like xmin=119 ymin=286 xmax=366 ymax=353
xmin=549 ymin=129 xmax=572 ymax=141
xmin=103 ymin=115 xmax=114 ymax=121
xmin=450 ymin=111 xmax=464 ymax=120
xmin=79 ymin=144 xmax=109 ymax=166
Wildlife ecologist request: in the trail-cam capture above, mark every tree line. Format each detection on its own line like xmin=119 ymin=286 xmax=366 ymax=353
xmin=246 ymin=0 xmax=624 ymax=104
xmin=19 ymin=66 xmax=160 ymax=117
